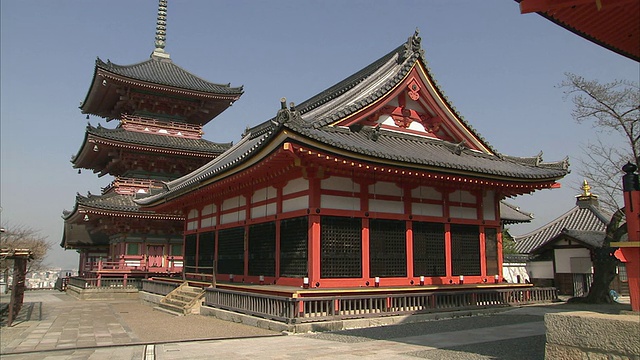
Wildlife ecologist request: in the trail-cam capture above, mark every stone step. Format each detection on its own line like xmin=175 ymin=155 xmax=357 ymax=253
xmin=163 ymin=298 xmax=189 ymax=307
xmin=155 ymin=303 xmax=185 ymax=316
xmin=171 ymin=294 xmax=200 ymax=303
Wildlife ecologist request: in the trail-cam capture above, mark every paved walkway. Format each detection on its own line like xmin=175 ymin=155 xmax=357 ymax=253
xmin=0 ymin=291 xmax=632 ymax=360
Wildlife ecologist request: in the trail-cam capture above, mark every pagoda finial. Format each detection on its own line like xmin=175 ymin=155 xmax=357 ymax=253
xmin=580 ymin=179 xmax=591 ymax=197
xmin=151 ymin=0 xmax=171 ymax=60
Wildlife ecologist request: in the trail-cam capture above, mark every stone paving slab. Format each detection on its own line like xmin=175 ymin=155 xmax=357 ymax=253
xmin=1 ymin=290 xmax=633 ymax=360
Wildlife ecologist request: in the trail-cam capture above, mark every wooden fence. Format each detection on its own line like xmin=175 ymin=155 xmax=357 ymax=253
xmin=141 ymin=279 xmax=180 ymax=296
xmin=67 ymin=276 xmax=142 ymax=289
xmin=204 ymin=287 xmax=558 ymax=324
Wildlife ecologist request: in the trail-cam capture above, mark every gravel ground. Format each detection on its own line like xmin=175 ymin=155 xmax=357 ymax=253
xmin=109 ymin=301 xmax=278 ymax=342
xmin=305 ymin=314 xmax=542 ymax=343
xmin=406 ymin=334 xmax=546 ymax=360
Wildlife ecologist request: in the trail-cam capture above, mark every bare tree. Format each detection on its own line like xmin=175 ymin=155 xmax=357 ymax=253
xmin=560 ymin=73 xmax=639 ymax=213
xmin=561 ymin=73 xmax=638 ymax=304
xmin=0 ymin=224 xmax=52 ymax=276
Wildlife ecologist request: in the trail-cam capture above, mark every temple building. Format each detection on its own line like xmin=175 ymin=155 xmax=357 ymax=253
xmin=514 ymin=181 xmax=629 ymax=297
xmin=61 ymin=0 xmax=243 ymax=277
xmin=138 ymin=30 xmax=569 ymax=289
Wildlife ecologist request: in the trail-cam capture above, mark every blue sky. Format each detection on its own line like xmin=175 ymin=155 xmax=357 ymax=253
xmin=1 ymin=1 xmax=638 ymax=269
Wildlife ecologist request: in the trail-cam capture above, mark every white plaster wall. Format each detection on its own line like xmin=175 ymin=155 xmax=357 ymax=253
xmin=283 ymin=177 xmax=308 ymax=195
xmin=251 ymin=203 xmax=277 ymax=218
xmin=411 ymin=202 xmax=443 ymax=217
xmin=369 ymin=181 xmax=402 ymax=196
xmin=252 ymin=186 xmax=277 ymax=203
xmin=222 ymin=196 xmax=246 ymax=211
xmin=370 ymin=199 xmax=403 ymax=214
xmin=202 ymin=204 xmax=216 ymax=216
xmin=187 ymin=209 xmax=198 ymax=219
xmin=527 ymin=261 xmax=554 ymax=279
xmin=449 ymin=206 xmax=477 ymax=220
xmin=411 ymin=186 xmax=441 ymax=200
xmin=187 ymin=221 xmax=198 ymax=230
xmin=555 ymin=248 xmax=591 ymax=273
xmin=503 ymin=263 xmax=530 ymax=283
xmin=482 ymin=190 xmax=496 ymax=221
xmin=201 ymin=216 xmax=216 ymax=228
xmin=282 ymin=195 xmax=308 ymax=212
xmin=321 ymin=195 xmax=360 ymax=211
xmin=449 ymin=190 xmax=475 ymax=204
xmin=220 ymin=210 xmax=246 ymax=224
xmin=321 ymin=176 xmax=360 ymax=192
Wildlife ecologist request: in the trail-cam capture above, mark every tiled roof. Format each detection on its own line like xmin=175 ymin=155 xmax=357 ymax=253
xmin=86 ymin=124 xmax=232 ymax=154
xmin=74 ymin=191 xmax=146 ymax=214
xmin=138 ymin=32 xmax=569 ymax=206
xmin=514 ymin=204 xmax=610 ymax=254
xmin=61 ymin=223 xmax=109 ymax=248
xmin=500 ymin=201 xmax=534 ymax=224
xmin=286 ymin=124 xmax=568 ymax=180
xmin=96 ymin=57 xmax=243 ymax=95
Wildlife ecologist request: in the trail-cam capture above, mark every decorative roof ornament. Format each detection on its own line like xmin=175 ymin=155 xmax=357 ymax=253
xmin=581 ymin=179 xmax=592 ymax=197
xmin=151 ymin=0 xmax=171 ymax=60
xmin=399 ymin=28 xmax=424 ymax=64
xmin=576 ymin=179 xmax=599 ymax=206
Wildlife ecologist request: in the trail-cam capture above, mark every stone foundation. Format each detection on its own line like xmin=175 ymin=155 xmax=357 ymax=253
xmin=545 ymin=311 xmax=640 ymax=359
xmin=66 ymin=285 xmax=139 ymax=300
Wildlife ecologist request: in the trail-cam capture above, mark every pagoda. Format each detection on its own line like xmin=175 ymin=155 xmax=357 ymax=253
xmin=61 ymin=0 xmax=243 ymax=278
xmin=138 ymin=30 xmax=569 ymax=289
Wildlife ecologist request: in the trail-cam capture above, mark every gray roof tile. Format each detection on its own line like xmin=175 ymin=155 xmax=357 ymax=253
xmin=514 ymin=204 xmax=610 ymax=254
xmin=87 ymin=124 xmax=232 ymax=153
xmin=97 ymin=57 xmax=243 ymax=95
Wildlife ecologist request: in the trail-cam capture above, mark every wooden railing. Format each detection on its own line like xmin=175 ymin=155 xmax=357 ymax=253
xmin=204 ymin=287 xmax=558 ymax=324
xmin=141 ymin=279 xmax=180 ymax=296
xmin=68 ymin=276 xmax=142 ymax=289
xmin=82 ymin=257 xmax=183 ymax=274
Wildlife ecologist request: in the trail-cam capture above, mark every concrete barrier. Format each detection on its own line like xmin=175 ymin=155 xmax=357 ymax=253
xmin=545 ymin=311 xmax=640 ymax=359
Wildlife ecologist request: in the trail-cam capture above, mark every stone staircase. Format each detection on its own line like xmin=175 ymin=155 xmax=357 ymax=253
xmin=156 ymin=282 xmax=205 ymax=316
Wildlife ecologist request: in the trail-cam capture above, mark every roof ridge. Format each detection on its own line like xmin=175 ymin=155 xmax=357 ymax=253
xmin=514 ymin=206 xmax=580 ymax=239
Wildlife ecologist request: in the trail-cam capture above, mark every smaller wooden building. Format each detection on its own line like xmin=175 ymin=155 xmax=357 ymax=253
xmin=515 ymin=181 xmax=628 ymax=296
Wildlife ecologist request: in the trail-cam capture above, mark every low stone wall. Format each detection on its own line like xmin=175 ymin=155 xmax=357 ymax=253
xmin=545 ymin=311 xmax=640 ymax=359
xmin=200 ymin=304 xmax=511 ymax=334
xmin=66 ymin=285 xmax=139 ymax=300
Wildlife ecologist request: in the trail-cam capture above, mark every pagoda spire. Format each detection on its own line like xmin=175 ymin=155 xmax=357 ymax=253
xmin=151 ymin=0 xmax=170 ymax=60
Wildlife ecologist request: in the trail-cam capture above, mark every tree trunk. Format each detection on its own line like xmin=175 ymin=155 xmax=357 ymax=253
xmin=569 ymin=209 xmax=625 ymax=304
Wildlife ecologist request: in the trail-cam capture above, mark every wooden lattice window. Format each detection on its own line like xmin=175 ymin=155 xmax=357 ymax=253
xmin=280 ymin=216 xmax=308 ymax=277
xmin=184 ymin=234 xmax=197 ymax=271
xmin=217 ymin=227 xmax=245 ymax=275
xmin=321 ymin=216 xmax=362 ymax=278
xmin=485 ymin=228 xmax=499 ymax=276
xmin=198 ymin=231 xmax=215 ymax=273
xmin=248 ymin=222 xmax=276 ymax=277
xmin=451 ymin=224 xmax=481 ymax=276
xmin=413 ymin=222 xmax=446 ymax=277
xmin=370 ymin=219 xmax=407 ymax=277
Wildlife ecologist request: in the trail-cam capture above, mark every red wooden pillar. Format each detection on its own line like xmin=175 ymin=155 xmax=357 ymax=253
xmin=308 ymin=215 xmax=321 ymax=286
xmin=275 ymin=183 xmax=284 ymax=279
xmin=404 ymin=185 xmax=414 ymax=280
xmin=406 ymin=220 xmax=414 ymax=279
xmin=496 ymin=228 xmax=504 ymax=282
xmin=308 ymin=175 xmax=322 ymax=286
xmin=362 ymin=218 xmax=370 ymax=281
xmin=444 ymin=223 xmax=452 ymax=279
xmin=479 ymin=227 xmax=487 ymax=277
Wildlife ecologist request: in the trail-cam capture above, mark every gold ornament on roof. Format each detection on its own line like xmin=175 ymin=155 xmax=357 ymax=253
xmin=581 ymin=179 xmax=591 ymax=197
